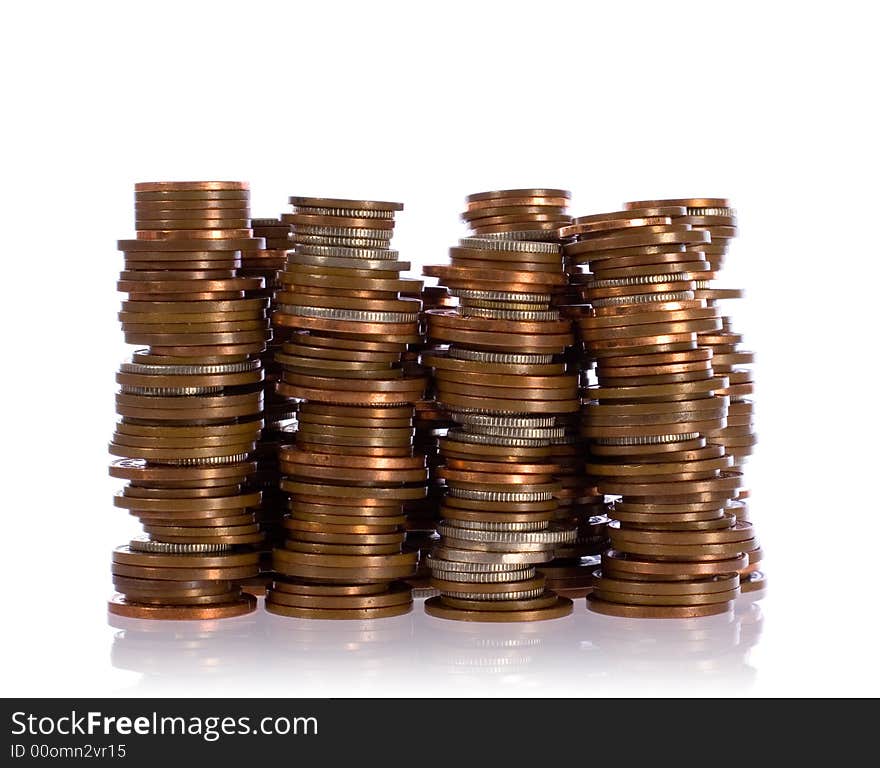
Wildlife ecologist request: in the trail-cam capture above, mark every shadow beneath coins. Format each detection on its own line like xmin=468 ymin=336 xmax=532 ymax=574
xmin=109 ymin=594 xmax=764 ymax=695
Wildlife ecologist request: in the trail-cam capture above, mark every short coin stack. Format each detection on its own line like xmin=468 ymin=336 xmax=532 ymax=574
xmin=421 ymin=188 xmax=580 ymax=622
xmin=623 ymin=198 xmax=763 ymax=593
xmin=564 ymin=207 xmax=756 ymax=618
xmin=267 ymin=196 xmax=426 ymax=619
xmin=109 ymin=180 xmax=270 ymax=619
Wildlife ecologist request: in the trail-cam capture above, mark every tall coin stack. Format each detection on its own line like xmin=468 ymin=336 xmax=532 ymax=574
xmin=421 ymin=188 xmax=580 ymax=622
xmin=108 ymin=181 xmax=270 ymax=620
xmin=244 ymin=217 xmax=297 ymax=592
xmin=564 ymin=207 xmax=757 ymax=618
xmin=623 ymin=198 xmax=764 ymax=593
xmin=267 ymin=196 xmax=426 ymax=619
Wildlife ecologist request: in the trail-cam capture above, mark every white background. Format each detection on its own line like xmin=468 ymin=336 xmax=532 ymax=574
xmin=1 ymin=0 xmax=878 ymax=697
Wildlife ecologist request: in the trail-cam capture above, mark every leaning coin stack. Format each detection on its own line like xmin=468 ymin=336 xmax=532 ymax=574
xmin=623 ymin=198 xmax=764 ymax=593
xmin=267 ymin=196 xmax=426 ymax=619
xmin=563 ymin=207 xmax=757 ymax=618
xmin=244 ymin=217 xmax=297 ymax=590
xmin=108 ymin=180 xmax=270 ymax=619
xmin=420 ymin=188 xmax=581 ymax=622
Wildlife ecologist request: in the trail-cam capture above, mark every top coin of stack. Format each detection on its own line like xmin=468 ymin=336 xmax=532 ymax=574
xmin=421 ymin=188 xmax=579 ymax=623
xmin=108 ymin=181 xmax=269 ymax=620
xmin=267 ymin=196 xmax=427 ymax=619
xmin=561 ymin=206 xmax=755 ymax=618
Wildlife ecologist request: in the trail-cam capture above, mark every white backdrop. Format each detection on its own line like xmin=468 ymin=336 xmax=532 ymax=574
xmin=1 ymin=0 xmax=878 ymax=696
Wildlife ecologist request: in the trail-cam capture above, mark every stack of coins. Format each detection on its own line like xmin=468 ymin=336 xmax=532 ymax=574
xmin=420 ymin=188 xmax=581 ymax=622
xmin=241 ymin=217 xmax=296 ymax=592
xmin=622 ymin=198 xmax=763 ymax=592
xmin=108 ymin=181 xmax=270 ymax=619
xmin=267 ymin=196 xmax=426 ymax=619
xmin=563 ymin=207 xmax=757 ymax=618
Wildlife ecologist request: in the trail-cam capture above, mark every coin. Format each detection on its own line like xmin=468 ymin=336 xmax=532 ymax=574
xmin=439 ymin=594 xmax=560 ymax=611
xmin=107 ymin=592 xmax=256 ymax=620
xmin=586 ymin=595 xmax=732 ymax=618
xmin=424 ymin=595 xmax=573 ymax=622
xmin=264 ymin=601 xmax=412 ymax=620
xmin=266 ymin=582 xmax=412 ymax=609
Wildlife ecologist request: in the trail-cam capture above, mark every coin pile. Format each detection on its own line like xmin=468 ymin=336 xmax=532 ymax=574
xmin=108 ymin=181 xmax=270 ymax=619
xmin=267 ymin=196 xmax=426 ymax=619
xmin=622 ymin=198 xmax=763 ymax=592
xmin=563 ymin=206 xmax=757 ymax=618
xmin=242 ymin=217 xmax=296 ymax=592
xmin=421 ymin=188 xmax=581 ymax=622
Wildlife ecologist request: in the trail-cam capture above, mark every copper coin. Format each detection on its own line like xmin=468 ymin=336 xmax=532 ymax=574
xmin=740 ymin=571 xmax=767 ymax=594
xmin=108 ymin=592 xmax=256 ymax=620
xmin=282 ymin=541 xmax=402 ymax=556
xmin=266 ymin=583 xmax=411 ymax=609
xmin=265 ymin=601 xmax=411 ymax=620
xmin=111 ymin=576 xmax=233 ymax=595
xmin=281 ymin=449 xmax=423 ymax=470
xmin=424 ymin=595 xmax=572 ymax=622
xmin=270 ymin=581 xmax=388 ymax=596
xmin=135 ymin=200 xmax=249 ymax=212
xmin=439 ymin=594 xmax=560 ymax=612
xmin=593 ymin=587 xmax=739 ymax=606
xmin=593 ymin=572 xmax=738 ymax=597
xmin=466 ymin=189 xmax=570 ymax=203
xmin=135 ymin=181 xmax=249 ymax=192
xmin=602 ymin=550 xmax=748 ymax=579
xmin=467 ymin=195 xmax=570 ymax=210
xmin=119 ymin=238 xmax=259 ymax=252
xmin=118 ymin=590 xmax=243 ymax=606
xmin=111 ymin=562 xmax=258 ymax=581
xmin=586 ymin=595 xmax=732 ymax=618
